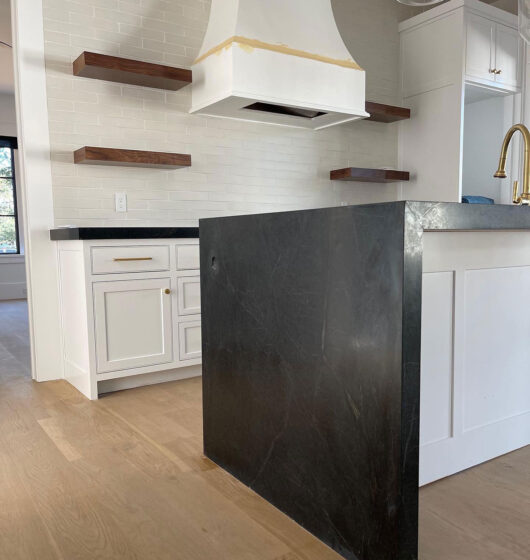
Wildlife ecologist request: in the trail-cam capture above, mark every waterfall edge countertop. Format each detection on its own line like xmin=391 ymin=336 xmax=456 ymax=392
xmin=49 ymin=227 xmax=199 ymax=240
xmin=199 ymin=201 xmax=530 ymax=560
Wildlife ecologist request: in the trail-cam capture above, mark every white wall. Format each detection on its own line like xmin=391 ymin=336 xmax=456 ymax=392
xmin=42 ymin=0 xmax=421 ymax=227
xmin=0 ymin=92 xmax=16 ymax=135
xmin=0 ymin=0 xmax=14 ymax=95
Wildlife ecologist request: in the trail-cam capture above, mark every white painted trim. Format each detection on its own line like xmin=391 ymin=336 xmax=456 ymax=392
xmin=10 ymin=0 xmax=64 ymax=382
xmin=0 ymin=282 xmax=26 ymax=301
xmin=97 ymin=365 xmax=201 ymax=396
xmin=0 ymin=254 xmax=25 ymax=262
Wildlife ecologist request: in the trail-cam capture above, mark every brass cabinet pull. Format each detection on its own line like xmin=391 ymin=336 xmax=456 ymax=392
xmin=113 ymin=257 xmax=154 ymax=262
xmin=495 ymin=69 xmax=502 ymax=75
xmin=164 ymin=288 xmax=171 ymax=295
xmin=489 ymin=68 xmax=496 ymax=74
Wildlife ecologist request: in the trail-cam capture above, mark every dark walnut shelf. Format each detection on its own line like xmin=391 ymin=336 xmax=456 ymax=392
xmin=330 ymin=167 xmax=410 ymax=183
xmin=73 ymin=52 xmax=192 ymax=91
xmin=74 ymin=147 xmax=192 ymax=169
xmin=365 ymin=101 xmax=410 ymax=123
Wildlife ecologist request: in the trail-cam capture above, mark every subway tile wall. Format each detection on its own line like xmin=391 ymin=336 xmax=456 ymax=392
xmin=42 ymin=0 xmax=419 ymax=227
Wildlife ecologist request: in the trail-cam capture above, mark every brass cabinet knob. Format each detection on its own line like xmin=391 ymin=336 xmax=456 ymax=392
xmin=495 ymin=69 xmax=502 ymax=75
xmin=164 ymin=288 xmax=171 ymax=295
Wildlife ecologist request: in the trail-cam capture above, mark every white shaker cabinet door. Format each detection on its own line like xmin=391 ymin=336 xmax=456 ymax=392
xmin=494 ymin=22 xmax=521 ymax=90
xmin=466 ymin=12 xmax=495 ymax=85
xmin=93 ymin=278 xmax=173 ymax=373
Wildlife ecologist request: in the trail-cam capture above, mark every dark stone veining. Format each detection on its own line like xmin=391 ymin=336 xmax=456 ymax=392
xmin=49 ymin=226 xmax=199 ymax=240
xmin=199 ymin=201 xmax=530 ymax=560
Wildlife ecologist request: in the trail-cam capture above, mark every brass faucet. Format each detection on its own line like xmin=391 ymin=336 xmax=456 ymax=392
xmin=494 ymin=124 xmax=530 ymax=205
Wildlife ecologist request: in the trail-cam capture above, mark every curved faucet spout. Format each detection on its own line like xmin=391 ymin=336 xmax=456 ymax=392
xmin=494 ymin=124 xmax=530 ymax=204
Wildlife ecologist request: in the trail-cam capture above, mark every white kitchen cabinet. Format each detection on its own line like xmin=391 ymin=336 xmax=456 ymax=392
xmin=466 ymin=13 xmax=521 ymax=91
xmin=494 ymin=23 xmax=521 ymax=90
xmin=93 ymin=278 xmax=173 ymax=373
xmin=56 ymin=238 xmax=201 ymax=400
xmin=466 ymin=11 xmax=495 ymax=84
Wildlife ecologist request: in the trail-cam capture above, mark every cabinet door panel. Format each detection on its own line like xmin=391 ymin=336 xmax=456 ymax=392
xmin=176 ymin=244 xmax=200 ymax=270
xmin=495 ymin=23 xmax=520 ymax=90
xmin=179 ymin=320 xmax=202 ymax=361
xmin=94 ymin=278 xmax=173 ymax=373
xmin=177 ymin=276 xmax=201 ymax=316
xmin=466 ymin=13 xmax=495 ymax=84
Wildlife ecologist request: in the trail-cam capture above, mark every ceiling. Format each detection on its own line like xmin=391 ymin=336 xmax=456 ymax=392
xmin=0 ymin=0 xmax=14 ymax=95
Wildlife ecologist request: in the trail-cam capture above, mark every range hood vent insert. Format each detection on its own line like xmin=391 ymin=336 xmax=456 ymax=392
xmin=190 ymin=0 xmax=368 ymax=130
xmin=243 ymin=102 xmax=327 ymax=120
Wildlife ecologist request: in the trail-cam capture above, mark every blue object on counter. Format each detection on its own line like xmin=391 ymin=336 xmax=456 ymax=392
xmin=461 ymin=195 xmax=494 ymax=204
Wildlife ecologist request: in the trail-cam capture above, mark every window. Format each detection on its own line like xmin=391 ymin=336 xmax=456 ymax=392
xmin=0 ymin=137 xmax=19 ymax=254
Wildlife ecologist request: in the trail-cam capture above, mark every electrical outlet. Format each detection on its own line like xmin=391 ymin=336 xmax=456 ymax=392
xmin=115 ymin=192 xmax=127 ymax=213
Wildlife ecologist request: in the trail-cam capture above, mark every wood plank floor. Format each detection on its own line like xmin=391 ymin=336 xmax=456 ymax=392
xmin=1 ymin=300 xmax=529 ymax=560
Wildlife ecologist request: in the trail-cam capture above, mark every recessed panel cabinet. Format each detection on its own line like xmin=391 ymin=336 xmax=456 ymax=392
xmin=57 ymin=238 xmax=202 ymax=399
xmin=421 ymin=232 xmax=530 ymax=485
xmin=466 ymin=11 xmax=522 ymax=91
xmin=466 ymin=12 xmax=495 ymax=83
xmin=94 ymin=278 xmax=173 ymax=373
xmin=494 ymin=23 xmax=521 ymax=90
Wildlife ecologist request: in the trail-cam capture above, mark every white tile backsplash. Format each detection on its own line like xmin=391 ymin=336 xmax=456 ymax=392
xmin=43 ymin=0 xmax=420 ymax=227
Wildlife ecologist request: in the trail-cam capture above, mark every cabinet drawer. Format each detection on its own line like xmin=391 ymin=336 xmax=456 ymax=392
xmin=91 ymin=245 xmax=170 ymax=275
xmin=176 ymin=244 xmax=200 ymax=270
xmin=179 ymin=320 xmax=201 ymax=361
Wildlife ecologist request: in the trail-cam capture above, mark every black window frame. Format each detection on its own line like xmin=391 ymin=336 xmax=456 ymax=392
xmin=0 ymin=136 xmax=20 ymax=255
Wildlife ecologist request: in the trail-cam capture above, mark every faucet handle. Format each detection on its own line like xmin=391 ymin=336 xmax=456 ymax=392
xmin=513 ymin=181 xmax=522 ymax=205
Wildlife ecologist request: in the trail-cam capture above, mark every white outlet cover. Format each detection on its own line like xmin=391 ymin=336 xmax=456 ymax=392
xmin=115 ymin=192 xmax=127 ymax=213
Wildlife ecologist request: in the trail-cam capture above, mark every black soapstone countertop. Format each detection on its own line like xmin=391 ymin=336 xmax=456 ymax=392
xmin=49 ymin=227 xmax=199 ymax=241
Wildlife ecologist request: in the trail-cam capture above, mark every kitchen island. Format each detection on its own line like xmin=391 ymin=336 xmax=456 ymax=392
xmin=199 ymin=201 xmax=530 ymax=560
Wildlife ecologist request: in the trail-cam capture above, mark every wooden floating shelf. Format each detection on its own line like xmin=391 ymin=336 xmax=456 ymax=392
xmin=330 ymin=167 xmax=410 ymax=183
xmin=73 ymin=51 xmax=192 ymax=91
xmin=365 ymin=101 xmax=411 ymax=123
xmin=74 ymin=147 xmax=192 ymax=169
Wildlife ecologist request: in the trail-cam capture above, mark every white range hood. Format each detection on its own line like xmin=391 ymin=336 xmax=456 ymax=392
xmin=190 ymin=0 xmax=368 ymax=130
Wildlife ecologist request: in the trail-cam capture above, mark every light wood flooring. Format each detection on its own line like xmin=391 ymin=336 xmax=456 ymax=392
xmin=0 ymin=300 xmax=529 ymax=560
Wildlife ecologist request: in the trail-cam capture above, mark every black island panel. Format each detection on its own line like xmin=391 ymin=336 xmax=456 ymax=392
xmin=199 ymin=200 xmax=530 ymax=560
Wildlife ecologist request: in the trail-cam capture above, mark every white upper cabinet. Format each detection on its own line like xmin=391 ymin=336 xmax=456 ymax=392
xmin=494 ymin=23 xmax=521 ymax=90
xmin=466 ymin=12 xmax=521 ymax=91
xmin=466 ymin=12 xmax=495 ymax=83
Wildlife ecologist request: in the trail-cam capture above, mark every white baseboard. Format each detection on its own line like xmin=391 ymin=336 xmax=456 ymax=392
xmin=97 ymin=365 xmax=202 ymax=395
xmin=0 ymin=282 xmax=27 ymax=300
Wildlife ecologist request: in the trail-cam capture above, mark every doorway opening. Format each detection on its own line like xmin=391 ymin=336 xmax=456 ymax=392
xmin=0 ymin=0 xmax=30 ymax=382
